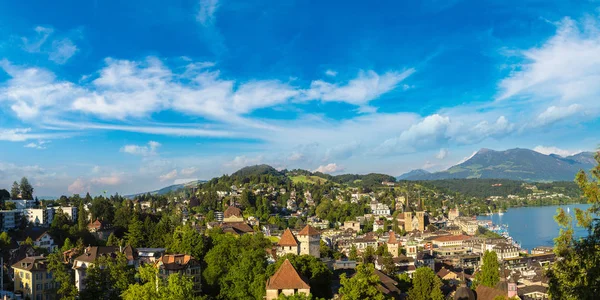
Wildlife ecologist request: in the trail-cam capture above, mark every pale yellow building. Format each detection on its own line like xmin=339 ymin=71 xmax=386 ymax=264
xmin=12 ymin=256 xmax=56 ymax=300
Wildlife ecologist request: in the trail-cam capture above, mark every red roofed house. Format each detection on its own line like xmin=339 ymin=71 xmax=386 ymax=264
xmin=155 ymin=254 xmax=202 ymax=294
xmin=297 ymin=225 xmax=320 ymax=258
xmin=223 ymin=206 xmax=244 ymax=223
xmin=265 ymin=259 xmax=310 ymax=300
xmin=277 ymin=228 xmax=300 ymax=256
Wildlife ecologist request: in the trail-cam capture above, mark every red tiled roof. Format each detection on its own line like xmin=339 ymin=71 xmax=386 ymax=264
xmin=156 ymin=254 xmax=198 ymax=271
xmin=387 ymin=231 xmax=398 ymax=244
xmin=475 ymin=285 xmax=505 ymax=300
xmin=266 ymin=259 xmax=310 ymax=290
xmin=278 ymin=228 xmax=299 ymax=247
xmin=224 ymin=206 xmax=242 ymax=218
xmin=297 ymin=225 xmax=319 ymax=236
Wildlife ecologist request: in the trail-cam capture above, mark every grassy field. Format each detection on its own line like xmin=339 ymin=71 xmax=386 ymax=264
xmin=290 ymin=175 xmax=330 ymax=185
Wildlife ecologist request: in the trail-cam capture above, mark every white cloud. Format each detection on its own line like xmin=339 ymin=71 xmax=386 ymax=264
xmin=121 ymin=141 xmax=161 ymax=156
xmin=224 ymin=155 xmax=263 ymax=168
xmin=90 ymin=175 xmax=122 ymax=185
xmin=288 ymin=152 xmax=304 ymax=162
xmin=68 ymin=178 xmax=89 ymax=194
xmin=173 ymin=178 xmax=198 ymax=185
xmin=180 ymin=167 xmax=198 ymax=176
xmin=436 ymin=148 xmax=448 ymax=159
xmin=533 ymin=145 xmax=581 ymax=157
xmin=305 ymin=69 xmax=415 ymax=107
xmin=313 ymin=163 xmax=344 ymax=174
xmin=197 ymin=0 xmax=219 ymax=26
xmin=535 ymin=104 xmax=583 ymax=126
xmin=325 ymin=69 xmax=337 ymax=77
xmin=22 ymin=26 xmax=53 ymax=53
xmin=159 ymin=169 xmax=178 ymax=182
xmin=24 ymin=140 xmax=49 ymax=149
xmin=497 ymin=17 xmax=600 ymax=120
xmin=49 ymin=38 xmax=78 ymax=64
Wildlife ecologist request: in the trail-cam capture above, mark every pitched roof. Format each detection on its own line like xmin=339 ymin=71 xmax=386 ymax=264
xmin=156 ymin=254 xmax=199 ymax=270
xmin=74 ymin=246 xmax=120 ymax=263
xmin=278 ymin=229 xmax=299 ymax=247
xmin=224 ymin=206 xmax=242 ymax=218
xmin=266 ymin=259 xmax=310 ymax=290
xmin=373 ymin=270 xmax=401 ymax=297
xmin=220 ymin=222 xmax=254 ymax=235
xmin=387 ymin=231 xmax=399 ymax=244
xmin=297 ymin=225 xmax=319 ymax=236
xmin=475 ymin=285 xmax=505 ymax=300
xmin=12 ymin=256 xmax=49 ymax=272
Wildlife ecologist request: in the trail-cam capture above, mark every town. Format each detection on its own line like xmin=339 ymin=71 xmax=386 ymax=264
xmin=0 ymin=167 xmax=573 ymax=300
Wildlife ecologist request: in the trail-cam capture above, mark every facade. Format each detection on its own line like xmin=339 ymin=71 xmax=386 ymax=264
xmin=342 ymin=221 xmax=361 ymax=232
xmin=12 ymin=256 xmax=55 ymax=300
xmin=23 ymin=208 xmax=54 ymax=227
xmin=73 ymin=246 xmax=135 ymax=291
xmin=297 ymin=225 xmax=320 ymax=258
xmin=401 ymin=211 xmax=428 ymax=232
xmin=373 ymin=220 xmax=385 ymax=232
xmin=0 ymin=210 xmax=22 ymax=231
xmin=493 ymin=243 xmax=519 ymax=260
xmin=19 ymin=228 xmax=57 ymax=252
xmin=58 ymin=206 xmax=78 ymax=223
xmin=155 ymin=254 xmax=202 ymax=294
xmin=370 ymin=202 xmax=391 ymax=216
xmin=448 ymin=207 xmax=460 ymax=220
xmin=265 ymin=259 xmax=310 ymax=300
xmin=454 ymin=217 xmax=478 ymax=235
xmin=431 ymin=235 xmax=471 ymax=248
xmin=223 ymin=206 xmax=244 ymax=223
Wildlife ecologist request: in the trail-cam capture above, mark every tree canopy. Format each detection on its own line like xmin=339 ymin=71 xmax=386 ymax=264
xmin=408 ymin=267 xmax=444 ymax=300
xmin=338 ymin=263 xmax=385 ymax=300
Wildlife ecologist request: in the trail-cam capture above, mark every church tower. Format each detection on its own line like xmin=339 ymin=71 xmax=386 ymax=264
xmin=297 ymin=225 xmax=320 ymax=258
xmin=387 ymin=231 xmax=400 ymax=257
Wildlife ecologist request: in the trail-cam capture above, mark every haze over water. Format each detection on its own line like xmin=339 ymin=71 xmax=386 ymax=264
xmin=477 ymin=204 xmax=592 ymax=251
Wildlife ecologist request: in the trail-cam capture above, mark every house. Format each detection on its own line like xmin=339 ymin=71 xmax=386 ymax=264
xmin=136 ymin=248 xmax=167 ymax=265
xmin=277 ymin=228 xmax=299 ymax=257
xmin=372 ymin=270 xmax=402 ymax=299
xmin=12 ymin=256 xmax=55 ymax=300
xmin=19 ymin=227 xmax=57 ymax=252
xmin=431 ymin=235 xmax=471 ymax=248
xmin=72 ymin=246 xmax=135 ymax=291
xmin=518 ymin=284 xmax=548 ymax=299
xmin=343 ymin=221 xmax=361 ymax=232
xmin=265 ymin=259 xmax=310 ymax=300
xmin=474 ymin=278 xmax=518 ymax=300
xmin=87 ymin=219 xmax=114 ymax=240
xmin=373 ymin=220 xmax=385 ymax=232
xmin=220 ymin=222 xmax=254 ymax=235
xmin=223 ymin=206 xmax=244 ymax=223
xmin=370 ymin=202 xmax=391 ymax=216
xmin=492 ymin=243 xmax=519 ymax=260
xmin=155 ymin=254 xmax=202 ymax=294
xmin=0 ymin=210 xmax=22 ymax=231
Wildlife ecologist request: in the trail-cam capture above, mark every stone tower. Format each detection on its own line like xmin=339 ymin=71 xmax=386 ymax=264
xmin=416 ymin=211 xmax=426 ymax=231
xmin=404 ymin=211 xmax=413 ymax=232
xmin=387 ymin=231 xmax=400 ymax=258
xmin=297 ymin=225 xmax=320 ymax=258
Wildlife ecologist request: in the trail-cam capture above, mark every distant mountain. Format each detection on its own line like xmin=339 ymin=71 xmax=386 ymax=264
xmin=125 ymin=180 xmax=206 ymax=198
xmin=403 ymin=148 xmax=596 ymax=182
xmin=396 ymin=169 xmax=430 ymax=180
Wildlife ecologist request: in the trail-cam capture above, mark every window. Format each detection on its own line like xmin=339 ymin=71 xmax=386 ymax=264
xmin=46 ymin=272 xmax=52 ymax=279
xmin=26 ymin=273 xmax=30 ymax=279
xmin=45 ymin=283 xmax=48 ymax=289
xmin=37 ymin=283 xmax=42 ymax=290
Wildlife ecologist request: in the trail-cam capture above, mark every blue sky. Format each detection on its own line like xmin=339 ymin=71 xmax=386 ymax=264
xmin=1 ymin=0 xmax=599 ymax=196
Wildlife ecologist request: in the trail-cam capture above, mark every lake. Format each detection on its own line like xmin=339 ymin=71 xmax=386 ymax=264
xmin=476 ymin=203 xmax=592 ymax=251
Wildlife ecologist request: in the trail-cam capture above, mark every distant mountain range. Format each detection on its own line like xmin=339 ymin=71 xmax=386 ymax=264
xmin=399 ymin=148 xmax=596 ymax=182
xmin=125 ymin=180 xmax=206 ymax=198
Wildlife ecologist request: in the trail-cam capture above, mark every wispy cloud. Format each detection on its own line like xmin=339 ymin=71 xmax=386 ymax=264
xmin=533 ymin=145 xmax=581 ymax=157
xmin=21 ymin=26 xmax=78 ymax=64
xmin=159 ymin=169 xmax=178 ymax=181
xmin=49 ymin=38 xmax=78 ymax=64
xmin=197 ymin=0 xmax=219 ymax=26
xmin=121 ymin=141 xmax=161 ymax=156
xmin=24 ymin=140 xmax=49 ymax=149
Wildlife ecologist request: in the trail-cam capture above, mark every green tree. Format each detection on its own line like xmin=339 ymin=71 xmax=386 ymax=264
xmin=80 ymin=253 xmax=135 ymax=300
xmin=474 ymin=250 xmax=500 ymax=288
xmin=77 ymin=202 xmax=88 ymax=231
xmin=19 ymin=177 xmax=34 ymax=199
xmin=408 ymin=267 xmax=444 ymax=300
xmin=47 ymin=252 xmax=78 ymax=300
xmin=125 ymin=215 xmax=144 ymax=247
xmin=169 ymin=224 xmax=205 ymax=259
xmin=547 ymin=151 xmax=600 ymax=299
xmin=24 ymin=236 xmax=33 ymax=245
xmin=362 ymin=245 xmax=375 ymax=263
xmin=339 ymin=263 xmax=385 ymax=300
xmin=10 ymin=181 xmax=20 ymax=200
xmin=0 ymin=231 xmax=11 ymax=249
xmin=107 ymin=233 xmax=119 ymax=246
xmin=122 ymin=264 xmax=200 ymax=300
xmin=397 ymin=273 xmax=412 ymax=292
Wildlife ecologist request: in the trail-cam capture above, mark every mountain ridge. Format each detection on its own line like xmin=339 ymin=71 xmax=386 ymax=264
xmin=401 ymin=148 xmax=596 ymax=182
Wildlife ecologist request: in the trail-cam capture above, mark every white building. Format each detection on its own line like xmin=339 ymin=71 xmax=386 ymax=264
xmin=5 ymin=199 xmax=36 ymax=209
xmin=22 ymin=208 xmax=54 ymax=226
xmin=370 ymin=202 xmax=391 ymax=216
xmin=492 ymin=243 xmax=519 ymax=260
xmin=58 ymin=206 xmax=78 ymax=223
